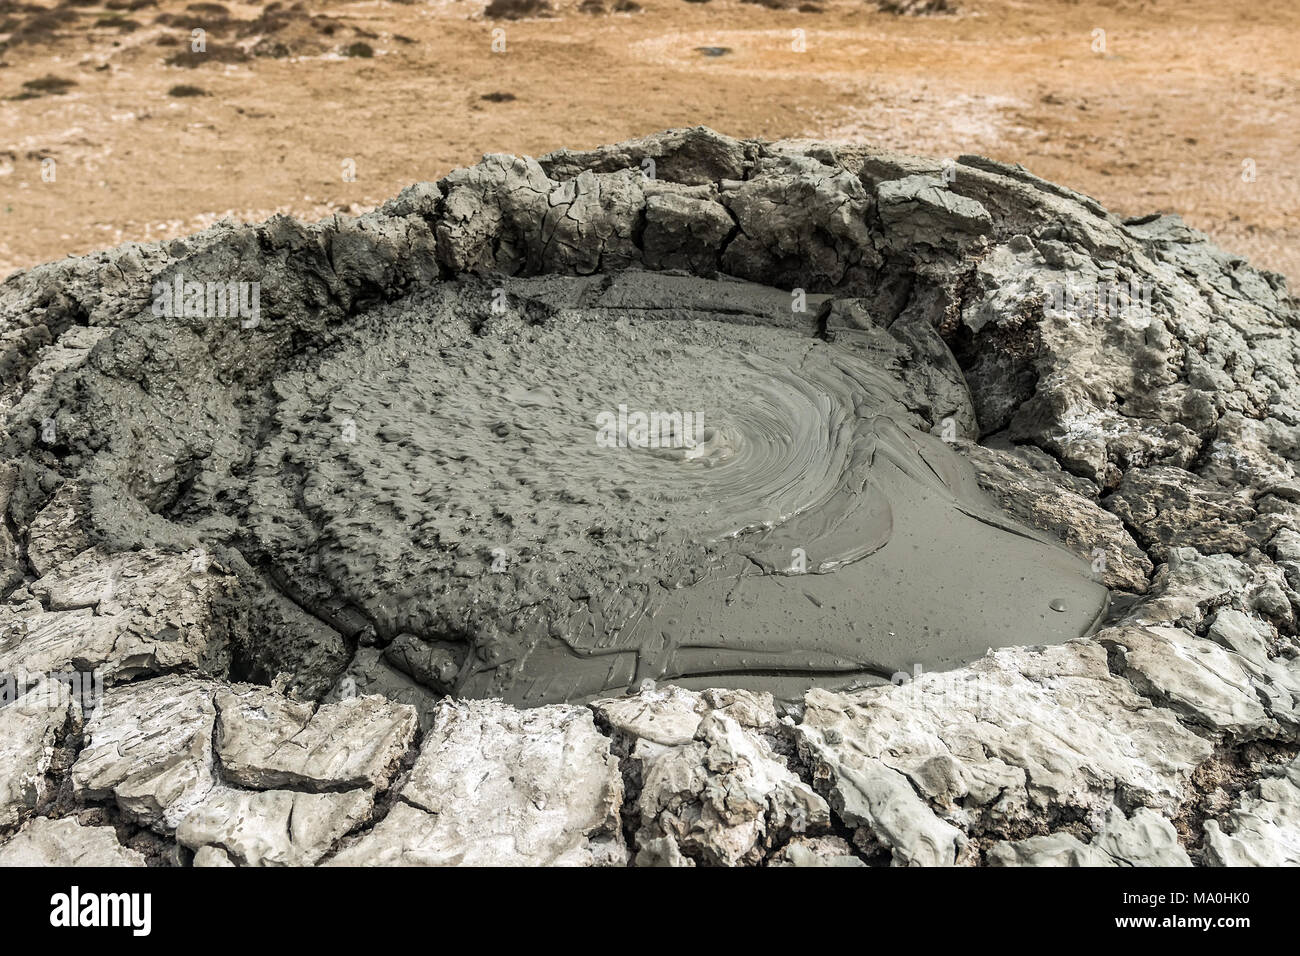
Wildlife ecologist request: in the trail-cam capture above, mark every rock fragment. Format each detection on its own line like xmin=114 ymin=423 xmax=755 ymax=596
xmin=986 ymin=832 xmax=1112 ymax=867
xmin=1093 ymin=807 xmax=1194 ymax=866
xmin=24 ymin=481 xmax=92 ymax=577
xmin=593 ymin=683 xmax=780 ymax=748
xmin=329 ymin=699 xmax=625 ymax=866
xmin=214 ymin=686 xmax=418 ymax=792
xmin=1123 ymin=548 xmax=1297 ymax=633
xmin=1201 ymin=754 xmax=1300 ymax=866
xmin=719 ymin=155 xmax=875 ymax=288
xmin=768 ymin=835 xmax=867 ymax=867
xmin=0 ymin=816 xmax=145 ymax=867
xmin=1099 ymin=623 xmax=1300 ymax=736
xmin=963 ymin=442 xmax=1152 ymax=591
xmin=1104 ymin=466 xmax=1281 ymax=562
xmin=875 ymin=174 xmax=992 ymax=255
xmin=630 ymin=708 xmax=828 ymax=866
xmin=65 ymin=673 xmax=425 ymax=865
xmin=797 ymin=642 xmax=1212 ymax=859
xmin=0 ymin=681 xmax=75 ymax=828
xmin=0 ymin=464 xmax=23 ymax=598
xmin=594 ymin=685 xmax=827 ymax=866
xmin=176 ymin=788 xmax=372 ymax=867
xmin=798 ymin=712 xmax=965 ymax=866
xmin=987 ymin=807 xmax=1190 ymax=867
xmin=642 ymin=186 xmax=735 ymax=273
xmin=539 ymin=125 xmax=754 ymax=185
xmin=71 ymin=676 xmax=218 ymax=830
xmin=0 ymin=549 xmax=237 ymax=684
xmin=192 ymin=844 xmax=236 ymax=867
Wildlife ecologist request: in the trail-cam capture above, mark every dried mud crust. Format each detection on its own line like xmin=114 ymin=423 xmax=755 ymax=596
xmin=1 ymin=127 xmax=1299 ymax=866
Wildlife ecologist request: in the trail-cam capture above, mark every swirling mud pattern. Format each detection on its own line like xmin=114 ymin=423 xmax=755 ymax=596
xmin=244 ymin=274 xmax=1108 ymax=705
xmin=1 ymin=132 xmax=1135 ymax=712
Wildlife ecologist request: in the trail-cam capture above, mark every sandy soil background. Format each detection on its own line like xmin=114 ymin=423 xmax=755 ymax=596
xmin=1 ymin=0 xmax=1296 ymax=281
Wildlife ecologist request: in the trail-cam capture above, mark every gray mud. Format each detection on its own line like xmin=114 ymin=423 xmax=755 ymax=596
xmin=256 ymin=274 xmax=1106 ymax=704
xmin=6 ymin=264 xmax=1106 ymax=706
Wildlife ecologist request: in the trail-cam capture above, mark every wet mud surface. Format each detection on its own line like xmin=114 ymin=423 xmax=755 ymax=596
xmin=20 ymin=267 xmax=1107 ymax=705
xmin=239 ymin=275 xmax=1106 ymax=704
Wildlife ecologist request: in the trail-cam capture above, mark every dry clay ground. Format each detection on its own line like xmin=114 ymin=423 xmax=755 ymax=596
xmin=0 ymin=0 xmax=1297 ymax=282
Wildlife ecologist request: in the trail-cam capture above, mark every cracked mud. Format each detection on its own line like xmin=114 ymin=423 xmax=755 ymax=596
xmin=1 ymin=127 xmax=1299 ymax=866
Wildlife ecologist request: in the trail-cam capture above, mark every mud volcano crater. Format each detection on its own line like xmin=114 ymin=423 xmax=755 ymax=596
xmin=4 ymin=128 xmax=1295 ymax=725
xmin=242 ymin=272 xmax=1106 ymax=705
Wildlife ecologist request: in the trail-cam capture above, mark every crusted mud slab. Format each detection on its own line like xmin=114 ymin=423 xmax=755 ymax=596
xmin=1 ymin=127 xmax=1299 ymax=866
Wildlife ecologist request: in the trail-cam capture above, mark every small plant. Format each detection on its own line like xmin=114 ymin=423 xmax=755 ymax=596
xmin=22 ymin=73 xmax=76 ymax=94
xmin=95 ymin=13 xmax=141 ymax=30
xmin=342 ymin=41 xmax=373 ymax=58
xmin=184 ymin=2 xmax=229 ymax=16
xmin=484 ymin=0 xmax=551 ymax=20
xmin=167 ymin=83 xmax=207 ymax=97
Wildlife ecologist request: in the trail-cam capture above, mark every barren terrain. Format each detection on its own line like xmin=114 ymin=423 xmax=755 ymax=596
xmin=1 ymin=0 xmax=1296 ymax=280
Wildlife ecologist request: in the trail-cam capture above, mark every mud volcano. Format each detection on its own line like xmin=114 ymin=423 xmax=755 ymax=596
xmin=4 ymin=128 xmax=1300 ymax=867
xmin=0 ymin=125 xmax=1131 ymax=710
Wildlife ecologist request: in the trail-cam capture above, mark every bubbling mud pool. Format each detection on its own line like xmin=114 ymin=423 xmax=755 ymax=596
xmin=221 ymin=272 xmax=1109 ymax=706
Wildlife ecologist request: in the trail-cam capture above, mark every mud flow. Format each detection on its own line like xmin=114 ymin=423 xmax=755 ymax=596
xmin=269 ymin=275 xmax=1107 ymax=704
xmin=13 ymin=266 xmax=1106 ymax=707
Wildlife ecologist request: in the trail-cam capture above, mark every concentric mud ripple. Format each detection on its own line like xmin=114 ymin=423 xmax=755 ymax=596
xmin=242 ymin=277 xmax=1108 ymax=704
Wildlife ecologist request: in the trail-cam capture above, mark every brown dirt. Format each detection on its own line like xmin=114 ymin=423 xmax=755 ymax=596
xmin=1 ymin=0 xmax=1297 ymax=281
xmin=1172 ymin=739 xmax=1300 ymax=862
